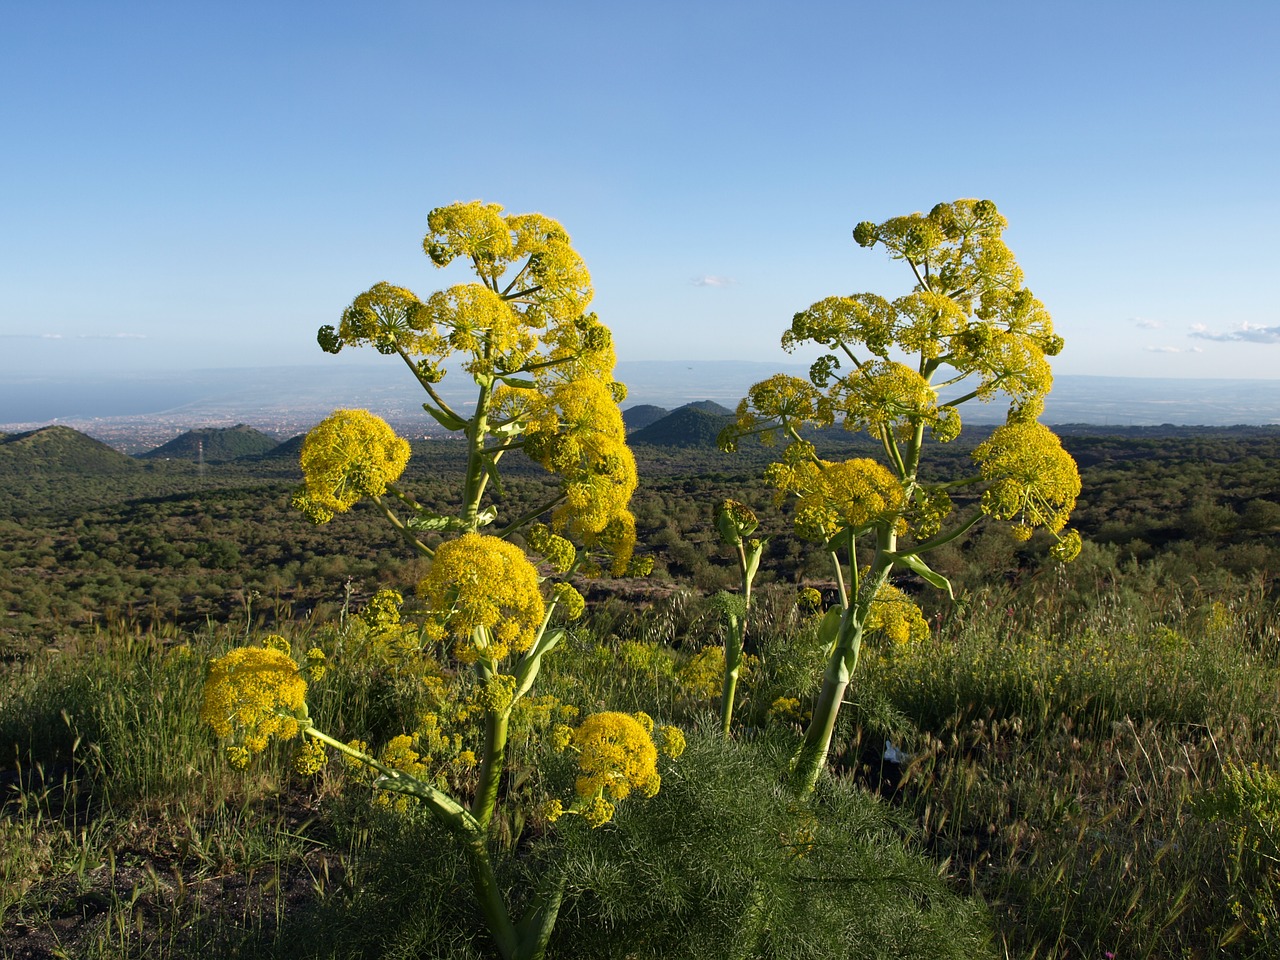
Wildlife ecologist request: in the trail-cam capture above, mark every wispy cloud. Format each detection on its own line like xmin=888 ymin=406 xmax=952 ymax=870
xmin=1145 ymin=345 xmax=1204 ymax=354
xmin=692 ymin=275 xmax=735 ymax=288
xmin=0 ymin=332 xmax=146 ymax=340
xmin=1189 ymin=322 xmax=1280 ymax=344
xmin=1134 ymin=317 xmax=1161 ymax=329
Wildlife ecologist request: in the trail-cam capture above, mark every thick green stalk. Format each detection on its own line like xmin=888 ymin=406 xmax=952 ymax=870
xmin=719 ymin=538 xmax=759 ymax=737
xmin=462 ymin=378 xmax=494 ymax=533
xmin=465 ymin=835 xmax=519 ymax=960
xmin=472 ymin=695 xmax=511 ymax=830
xmin=719 ymin=615 xmax=743 ymax=738
xmin=790 ymin=528 xmax=895 ymax=797
xmin=303 ymin=728 xmax=522 ymax=959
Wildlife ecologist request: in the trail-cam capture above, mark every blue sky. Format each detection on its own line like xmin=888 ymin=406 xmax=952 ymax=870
xmin=2 ymin=1 xmax=1277 ymax=380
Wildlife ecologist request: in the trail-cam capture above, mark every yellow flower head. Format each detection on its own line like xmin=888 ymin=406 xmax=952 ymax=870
xmin=201 ymin=646 xmax=308 ymax=757
xmin=571 ymin=711 xmax=661 ymax=804
xmin=972 ymin=421 xmax=1080 ymax=536
xmin=767 ymin=456 xmax=904 ymax=542
xmin=416 ymin=533 xmax=545 ymax=664
xmin=552 ymin=582 xmax=586 ymax=621
xmin=658 ymin=725 xmax=686 ymax=759
xmin=721 ymin=374 xmax=832 ymax=450
xmin=293 ymin=737 xmax=327 ymax=776
xmin=298 ymin=410 xmax=410 ymax=520
xmin=829 ymin=360 xmax=940 ymax=437
xmin=325 ymin=282 xmax=440 ymax=357
xmin=797 ymin=587 xmax=823 ymax=612
xmin=866 ymin=583 xmax=929 ymax=645
xmin=526 ymin=522 xmax=577 ymax=574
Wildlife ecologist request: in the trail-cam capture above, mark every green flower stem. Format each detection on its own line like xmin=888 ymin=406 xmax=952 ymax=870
xmin=305 ymin=726 xmax=527 ymax=960
xmin=791 ymin=532 xmax=895 ymax=798
xmin=370 ymin=494 xmax=435 ymax=559
xmin=719 ymin=538 xmax=759 ymax=738
xmin=463 ymin=834 xmax=520 ymax=960
xmin=463 ymin=379 xmax=495 ymax=533
xmin=393 ymin=343 xmax=466 ymax=426
xmin=493 ymin=491 xmax=569 ymax=541
xmin=302 ymin=726 xmax=477 ymax=834
xmin=472 ymin=663 xmax=512 ymax=832
xmin=720 ymin=615 xmax=744 ymax=739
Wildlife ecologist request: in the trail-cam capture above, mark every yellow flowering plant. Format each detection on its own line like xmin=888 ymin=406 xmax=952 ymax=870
xmin=720 ymin=199 xmax=1081 ymax=796
xmin=204 ymin=202 xmax=660 ymax=960
xmin=306 ymin=200 xmax=641 ymax=576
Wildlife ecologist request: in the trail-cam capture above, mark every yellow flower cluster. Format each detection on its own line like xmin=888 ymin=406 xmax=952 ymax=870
xmin=721 ymin=374 xmax=831 ymax=450
xmin=293 ymin=737 xmax=327 ymax=776
xmin=543 ymin=712 xmax=684 ymax=828
xmin=295 ymin=410 xmax=410 ymax=523
xmin=972 ymin=421 xmax=1081 ymax=540
xmin=552 ymin=582 xmax=586 ymax=621
xmin=865 ymin=583 xmax=930 ymax=646
xmin=657 ymin=724 xmax=686 ymax=759
xmin=526 ymin=523 xmax=576 ymax=574
xmin=828 ymin=360 xmax=943 ymax=438
xmin=797 ymin=587 xmax=823 ymax=613
xmin=374 ymin=734 xmax=431 ymax=813
xmin=571 ymin=711 xmax=661 ymax=803
xmin=325 ymin=203 xmax=595 ymax=376
xmin=769 ymin=697 xmax=806 ymax=724
xmin=783 ymin=295 xmax=897 ymax=361
xmin=677 ymin=647 xmax=758 ymax=701
xmin=765 ymin=455 xmax=904 ymax=542
xmin=416 ymin=533 xmax=545 ymax=664
xmin=520 ymin=377 xmax=639 ymax=573
xmin=776 ymin=199 xmax=1064 ymax=424
xmin=201 ymin=645 xmax=308 ymax=757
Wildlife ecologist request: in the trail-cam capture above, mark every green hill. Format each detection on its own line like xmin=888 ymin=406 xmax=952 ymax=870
xmin=258 ymin=434 xmax=306 ymax=461
xmin=0 ymin=425 xmax=139 ymax=476
xmin=683 ymin=400 xmax=736 ymax=417
xmin=140 ymin=425 xmax=280 ymax=463
xmin=630 ymin=405 xmax=733 ymax=448
xmin=622 ymin=404 xmax=669 ymax=432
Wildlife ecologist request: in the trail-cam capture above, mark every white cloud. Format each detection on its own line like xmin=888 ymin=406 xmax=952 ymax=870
xmin=1134 ymin=317 xmax=1161 ymax=329
xmin=1144 ymin=345 xmax=1204 ymax=354
xmin=1189 ymin=322 xmax=1280 ymax=344
xmin=692 ymin=275 xmax=735 ymax=288
xmin=0 ymin=332 xmax=145 ymax=340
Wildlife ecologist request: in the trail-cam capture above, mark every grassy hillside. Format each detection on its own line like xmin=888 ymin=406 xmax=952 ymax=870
xmin=0 ymin=425 xmax=139 ymax=476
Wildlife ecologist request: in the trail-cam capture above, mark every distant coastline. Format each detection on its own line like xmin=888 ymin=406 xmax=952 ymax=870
xmin=3 ymin=363 xmax=1280 ymax=438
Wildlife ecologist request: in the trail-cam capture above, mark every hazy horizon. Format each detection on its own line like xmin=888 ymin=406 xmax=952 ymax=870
xmin=4 ymin=362 xmax=1280 ymax=432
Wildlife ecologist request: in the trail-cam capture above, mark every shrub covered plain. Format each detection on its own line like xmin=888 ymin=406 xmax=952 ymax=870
xmin=2 ymin=423 xmax=1280 ymax=957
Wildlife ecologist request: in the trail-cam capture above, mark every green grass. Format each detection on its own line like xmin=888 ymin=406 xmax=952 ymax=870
xmin=4 ymin=562 xmax=1280 ymax=958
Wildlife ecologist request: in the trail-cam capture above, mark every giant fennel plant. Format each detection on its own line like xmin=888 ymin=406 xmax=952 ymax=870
xmin=720 ymin=199 xmax=1082 ymax=797
xmin=200 ymin=202 xmax=674 ymax=960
